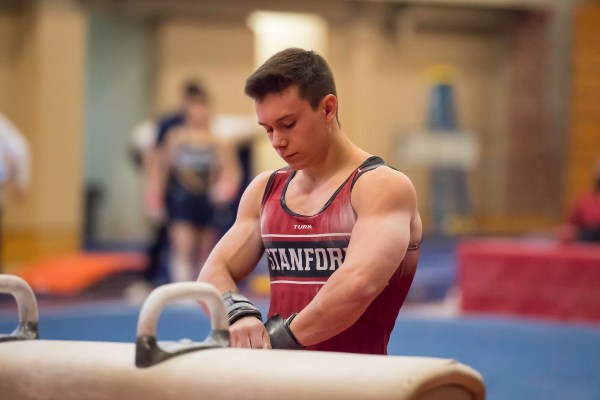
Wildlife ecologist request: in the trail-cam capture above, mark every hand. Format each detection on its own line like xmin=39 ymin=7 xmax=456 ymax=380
xmin=229 ymin=316 xmax=271 ymax=349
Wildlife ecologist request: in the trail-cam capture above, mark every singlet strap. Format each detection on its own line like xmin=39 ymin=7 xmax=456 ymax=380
xmin=350 ymin=156 xmax=386 ymax=191
xmin=261 ymin=167 xmax=290 ymax=206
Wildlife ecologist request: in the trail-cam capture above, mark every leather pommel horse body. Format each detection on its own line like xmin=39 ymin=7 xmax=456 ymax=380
xmin=0 ymin=275 xmax=486 ymax=400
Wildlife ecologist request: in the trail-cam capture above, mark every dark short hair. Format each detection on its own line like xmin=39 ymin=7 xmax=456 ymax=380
xmin=244 ymin=48 xmax=337 ymax=111
xmin=183 ymin=80 xmax=209 ymax=104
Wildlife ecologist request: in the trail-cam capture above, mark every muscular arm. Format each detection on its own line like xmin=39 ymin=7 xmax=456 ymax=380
xmin=290 ymin=168 xmax=421 ymax=347
xmin=198 ymin=172 xmax=272 ymax=348
xmin=198 ymin=171 xmax=270 ymax=291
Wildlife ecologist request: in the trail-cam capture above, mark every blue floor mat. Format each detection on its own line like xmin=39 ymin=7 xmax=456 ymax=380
xmin=406 ymin=235 xmax=457 ymax=301
xmin=390 ymin=315 xmax=600 ymax=400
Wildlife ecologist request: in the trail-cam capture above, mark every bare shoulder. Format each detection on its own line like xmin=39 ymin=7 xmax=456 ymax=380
xmin=237 ymin=170 xmax=277 ymax=216
xmin=351 ymin=166 xmax=417 ymax=213
xmin=247 ymin=170 xmax=275 ymax=193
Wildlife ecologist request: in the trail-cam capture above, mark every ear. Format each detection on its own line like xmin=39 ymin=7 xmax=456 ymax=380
xmin=321 ymin=94 xmax=337 ymax=123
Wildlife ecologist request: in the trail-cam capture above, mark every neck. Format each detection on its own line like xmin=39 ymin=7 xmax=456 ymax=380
xmin=300 ymin=126 xmax=370 ymax=183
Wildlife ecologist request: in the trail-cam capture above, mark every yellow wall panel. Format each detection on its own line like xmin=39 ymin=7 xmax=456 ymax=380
xmin=566 ymin=2 xmax=600 ymax=207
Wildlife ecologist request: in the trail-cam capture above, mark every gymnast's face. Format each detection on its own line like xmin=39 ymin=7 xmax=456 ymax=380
xmin=255 ymin=85 xmax=334 ymax=170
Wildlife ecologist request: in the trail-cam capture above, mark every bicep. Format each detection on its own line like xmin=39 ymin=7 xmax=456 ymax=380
xmin=339 ymin=208 xmax=411 ymax=292
xmin=293 ymin=187 xmax=414 ymax=342
xmin=333 ymin=169 xmax=417 ymax=290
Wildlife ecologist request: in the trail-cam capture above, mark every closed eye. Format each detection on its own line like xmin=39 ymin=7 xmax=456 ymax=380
xmin=260 ymin=126 xmax=273 ymax=134
xmin=283 ymin=121 xmax=296 ymax=129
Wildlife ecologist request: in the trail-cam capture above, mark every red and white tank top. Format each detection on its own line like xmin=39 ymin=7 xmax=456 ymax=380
xmin=260 ymin=156 xmax=417 ymax=354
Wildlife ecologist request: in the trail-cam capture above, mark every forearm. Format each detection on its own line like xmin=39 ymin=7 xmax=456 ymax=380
xmin=289 ymin=214 xmax=411 ymax=347
xmin=197 ymin=220 xmax=264 ymax=293
xmin=196 ymin=257 xmax=242 ymax=318
xmin=197 ymin=260 xmax=240 ymax=294
xmin=290 ymin=271 xmax=381 ymax=346
xmin=198 ymin=243 xmax=264 ymax=329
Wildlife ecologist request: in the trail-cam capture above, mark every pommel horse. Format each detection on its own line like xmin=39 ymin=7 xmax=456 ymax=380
xmin=0 ymin=274 xmax=485 ymax=399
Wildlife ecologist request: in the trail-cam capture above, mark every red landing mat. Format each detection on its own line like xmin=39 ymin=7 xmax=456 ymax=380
xmin=459 ymin=239 xmax=600 ymax=323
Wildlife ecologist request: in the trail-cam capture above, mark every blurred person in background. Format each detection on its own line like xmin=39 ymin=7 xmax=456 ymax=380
xmin=141 ymin=82 xmax=211 ymax=287
xmin=143 ymin=82 xmax=199 ymax=242
xmin=152 ymin=83 xmax=241 ymax=282
xmin=558 ymin=158 xmax=600 ymax=244
xmin=0 ymin=113 xmax=31 ymax=272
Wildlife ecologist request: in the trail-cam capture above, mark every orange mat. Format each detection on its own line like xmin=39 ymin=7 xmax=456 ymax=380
xmin=18 ymin=252 xmax=148 ymax=296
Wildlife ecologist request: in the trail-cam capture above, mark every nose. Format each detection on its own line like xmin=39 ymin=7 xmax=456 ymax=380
xmin=270 ymin=130 xmax=288 ymax=150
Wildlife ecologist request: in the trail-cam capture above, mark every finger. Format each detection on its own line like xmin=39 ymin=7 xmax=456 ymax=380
xmin=237 ymin=333 xmax=251 ymax=348
xmin=262 ymin=328 xmax=272 ymax=350
xmin=229 ymin=327 xmax=245 ymax=348
xmin=249 ymin=329 xmax=265 ymax=349
xmin=229 ymin=329 xmax=238 ymax=348
xmin=230 ymin=325 xmax=251 ymax=348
